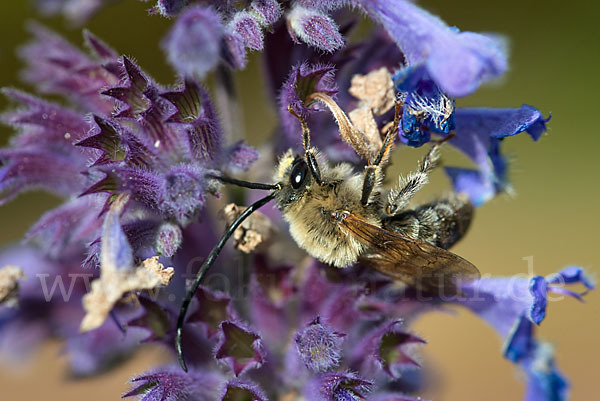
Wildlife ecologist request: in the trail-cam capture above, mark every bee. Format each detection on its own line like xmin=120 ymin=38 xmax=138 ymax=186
xmin=176 ymin=93 xmax=479 ymax=371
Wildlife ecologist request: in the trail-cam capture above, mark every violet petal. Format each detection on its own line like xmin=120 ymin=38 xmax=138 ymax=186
xmin=356 ymin=0 xmax=507 ymax=97
xmin=220 ymin=379 xmax=268 ymax=401
xmin=187 ymin=286 xmax=236 ymax=339
xmin=123 ymin=365 xmax=223 ymax=401
xmin=305 ymin=371 xmax=372 ymax=401
xmin=162 ymin=6 xmax=223 ymax=78
xmin=215 ymin=321 xmax=264 ymax=376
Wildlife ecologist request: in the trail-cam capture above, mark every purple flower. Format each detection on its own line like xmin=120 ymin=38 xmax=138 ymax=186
xmin=295 ymin=317 xmax=345 ymax=372
xmin=161 ymin=79 xmax=223 ymax=163
xmin=155 ymin=223 xmax=183 ymax=258
xmin=287 ymin=4 xmax=344 ymax=52
xmin=350 ymin=320 xmax=425 ymax=379
xmin=305 ymin=371 xmax=372 ymax=401
xmin=0 ymin=25 xmax=259 ymax=374
xmin=249 ymin=0 xmax=283 ymax=26
xmin=394 ymin=69 xmax=455 ymax=147
xmin=446 ymin=105 xmax=550 ymax=205
xmin=66 ymin=320 xmax=144 ymax=376
xmin=20 ymin=23 xmax=117 ymax=114
xmin=279 ymin=62 xmax=337 ymax=147
xmin=35 ymin=0 xmax=108 ymax=24
xmin=458 ymin=267 xmax=593 ymax=350
xmin=523 ymin=343 xmax=568 ymax=401
xmin=186 ymin=286 xmax=237 ymax=339
xmin=151 ymin=0 xmax=506 ymax=99
xmin=357 ymin=0 xmax=506 ymax=97
xmin=220 ymin=379 xmax=268 ymax=401
xmin=123 ymin=366 xmax=223 ymax=401
xmin=230 ymin=11 xmax=265 ymax=51
xmin=0 ymin=89 xmax=89 ymax=204
xmin=215 ymin=321 xmax=265 ymax=376
xmin=162 ymin=6 xmax=224 ymax=78
xmin=0 ymin=3 xmax=593 ymax=401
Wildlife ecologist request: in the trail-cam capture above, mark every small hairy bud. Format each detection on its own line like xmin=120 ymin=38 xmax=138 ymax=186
xmin=287 ymin=5 xmax=344 ymax=52
xmin=160 ymin=165 xmax=206 ymax=225
xmin=162 ymin=6 xmax=223 ymax=78
xmin=230 ymin=11 xmax=264 ymax=51
xmin=295 ymin=318 xmax=345 ymax=372
xmin=249 ymin=0 xmax=283 ymax=26
xmin=155 ymin=223 xmax=183 ymax=257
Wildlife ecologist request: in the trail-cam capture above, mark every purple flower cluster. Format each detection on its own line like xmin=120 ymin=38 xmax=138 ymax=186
xmin=0 ymin=1 xmax=593 ymax=401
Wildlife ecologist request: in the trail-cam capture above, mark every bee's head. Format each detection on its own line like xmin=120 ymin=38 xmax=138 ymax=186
xmin=273 ymin=150 xmax=315 ymax=211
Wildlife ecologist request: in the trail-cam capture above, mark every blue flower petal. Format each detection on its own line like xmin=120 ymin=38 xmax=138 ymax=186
xmin=524 ymin=343 xmax=569 ymax=401
xmin=445 ymin=105 xmax=549 ymax=204
xmin=529 ymin=276 xmax=548 ymax=324
xmin=503 ymin=316 xmax=535 ymax=363
xmin=458 ymin=266 xmax=593 ymax=341
xmin=444 ymin=167 xmax=495 ymax=207
xmin=394 ymin=67 xmax=455 ymax=148
xmin=357 ymin=0 xmax=507 ymax=97
xmin=546 ymin=266 xmax=595 ymax=289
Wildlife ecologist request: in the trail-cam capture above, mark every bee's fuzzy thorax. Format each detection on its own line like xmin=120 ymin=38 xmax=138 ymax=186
xmin=274 ymin=155 xmax=382 ymax=268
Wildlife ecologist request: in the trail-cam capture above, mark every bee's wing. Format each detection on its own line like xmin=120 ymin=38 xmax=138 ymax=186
xmin=338 ymin=212 xmax=480 ymax=296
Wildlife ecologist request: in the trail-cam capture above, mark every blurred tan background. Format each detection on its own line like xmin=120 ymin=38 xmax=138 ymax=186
xmin=0 ymin=0 xmax=598 ymax=400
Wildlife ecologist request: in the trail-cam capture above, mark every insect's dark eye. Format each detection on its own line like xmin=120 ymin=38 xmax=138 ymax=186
xmin=290 ymin=159 xmax=308 ymax=189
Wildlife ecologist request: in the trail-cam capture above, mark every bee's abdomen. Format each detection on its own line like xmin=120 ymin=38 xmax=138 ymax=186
xmin=383 ymin=193 xmax=473 ymax=250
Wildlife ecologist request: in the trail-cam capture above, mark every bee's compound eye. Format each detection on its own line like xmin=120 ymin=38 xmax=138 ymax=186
xmin=290 ymin=159 xmax=308 ymax=189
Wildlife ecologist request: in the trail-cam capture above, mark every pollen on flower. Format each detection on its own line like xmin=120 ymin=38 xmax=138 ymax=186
xmin=407 ymin=89 xmax=454 ymax=131
xmin=0 ymin=265 xmax=25 ymax=307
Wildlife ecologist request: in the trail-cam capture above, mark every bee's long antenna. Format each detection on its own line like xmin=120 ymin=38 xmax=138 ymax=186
xmin=175 ymin=191 xmax=278 ymax=372
xmin=206 ymin=173 xmax=280 ymax=191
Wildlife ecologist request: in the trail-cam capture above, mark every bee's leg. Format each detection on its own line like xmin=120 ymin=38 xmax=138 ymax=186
xmin=361 ymin=101 xmax=402 ymax=205
xmin=385 ymin=145 xmax=440 ymax=215
xmin=307 ymin=92 xmax=373 ymax=162
xmin=383 ymin=193 xmax=473 ymax=250
xmin=287 ymin=106 xmax=322 ymax=184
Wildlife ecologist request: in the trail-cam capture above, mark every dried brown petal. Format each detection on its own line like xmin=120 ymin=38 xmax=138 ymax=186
xmin=0 ymin=265 xmax=25 ymax=307
xmin=80 ymin=256 xmax=174 ymax=332
xmin=222 ymin=203 xmax=272 ymax=253
xmin=349 ymin=67 xmax=395 ymax=116
xmin=349 ymin=104 xmax=382 ymax=156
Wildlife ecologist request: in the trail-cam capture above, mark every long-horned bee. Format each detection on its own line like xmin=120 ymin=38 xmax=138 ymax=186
xmin=176 ymin=92 xmax=479 ymax=371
